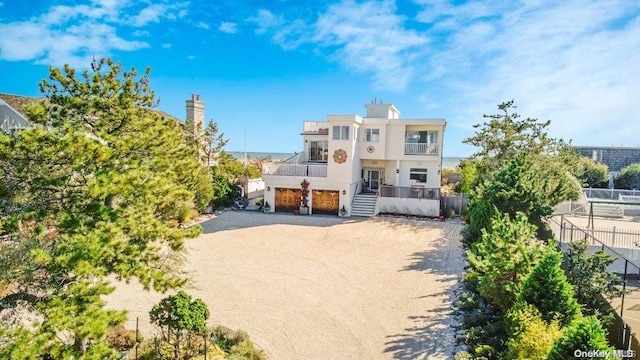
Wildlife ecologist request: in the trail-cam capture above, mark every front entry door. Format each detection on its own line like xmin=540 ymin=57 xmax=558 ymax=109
xmin=368 ymin=169 xmax=381 ymax=191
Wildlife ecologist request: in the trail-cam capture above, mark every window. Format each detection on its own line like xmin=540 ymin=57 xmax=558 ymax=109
xmin=365 ymin=128 xmax=380 ymax=142
xmin=409 ymin=168 xmax=428 ymax=184
xmin=332 ymin=125 xmax=349 ymax=140
xmin=405 ymin=130 xmax=437 ymax=144
xmin=309 ymin=140 xmax=328 ymax=161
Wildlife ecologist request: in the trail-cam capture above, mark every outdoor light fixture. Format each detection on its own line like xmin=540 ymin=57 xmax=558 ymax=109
xmin=396 ymin=169 xmax=399 ymax=174
xmin=267 ymin=186 xmax=271 ymax=191
xmin=342 ymin=190 xmax=346 ymax=195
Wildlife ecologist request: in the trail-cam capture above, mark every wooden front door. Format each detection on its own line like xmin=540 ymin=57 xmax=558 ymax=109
xmin=312 ymin=190 xmax=339 ymax=215
xmin=275 ymin=188 xmax=301 ymax=212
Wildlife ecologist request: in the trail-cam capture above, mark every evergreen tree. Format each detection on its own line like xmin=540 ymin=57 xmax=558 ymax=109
xmin=467 ymin=211 xmax=544 ymax=312
xmin=0 ymin=58 xmax=210 ymax=357
xmin=566 ymin=240 xmax=625 ymax=322
xmin=547 ymin=316 xmax=613 ymax=360
xmin=614 ymin=163 xmax=640 ymax=189
xmin=519 ymin=249 xmax=581 ymax=327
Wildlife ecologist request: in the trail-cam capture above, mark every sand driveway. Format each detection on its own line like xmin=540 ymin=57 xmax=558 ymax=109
xmin=106 ymin=212 xmax=464 ymax=359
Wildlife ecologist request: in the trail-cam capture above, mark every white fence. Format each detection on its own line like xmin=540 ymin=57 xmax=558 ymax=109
xmin=584 ymin=188 xmax=640 ymax=200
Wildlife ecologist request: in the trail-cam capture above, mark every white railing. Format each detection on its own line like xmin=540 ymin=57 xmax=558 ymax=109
xmin=404 ymin=143 xmax=438 ymax=155
xmin=584 ymin=188 xmax=640 ymax=200
xmin=303 ymin=121 xmax=330 ymax=134
xmin=262 ymin=163 xmax=327 ymax=177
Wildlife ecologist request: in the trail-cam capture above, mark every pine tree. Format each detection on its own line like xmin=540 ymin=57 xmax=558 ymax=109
xmin=0 ymin=58 xmax=211 ymax=358
xmin=518 ymin=249 xmax=581 ymax=327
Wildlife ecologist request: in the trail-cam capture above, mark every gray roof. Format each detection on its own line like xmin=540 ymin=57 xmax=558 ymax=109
xmin=0 ymin=98 xmax=30 ymax=133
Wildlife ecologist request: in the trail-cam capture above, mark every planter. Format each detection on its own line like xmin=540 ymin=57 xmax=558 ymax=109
xmin=263 ymin=207 xmax=271 ymax=213
xmin=299 ymin=206 xmax=309 ymax=215
xmin=340 ymin=212 xmax=347 ymax=217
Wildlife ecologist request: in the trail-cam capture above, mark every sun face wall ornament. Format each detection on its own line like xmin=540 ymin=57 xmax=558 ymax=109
xmin=333 ymin=149 xmax=347 ymax=164
xmin=367 ymin=145 xmax=375 ymax=153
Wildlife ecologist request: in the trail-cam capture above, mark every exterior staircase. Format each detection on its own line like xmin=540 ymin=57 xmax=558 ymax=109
xmin=351 ymin=192 xmax=378 ymax=217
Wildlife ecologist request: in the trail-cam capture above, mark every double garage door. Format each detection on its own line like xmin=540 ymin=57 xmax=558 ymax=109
xmin=274 ymin=188 xmax=339 ymax=215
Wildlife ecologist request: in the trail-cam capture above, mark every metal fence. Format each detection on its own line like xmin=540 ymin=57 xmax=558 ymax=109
xmin=548 ymin=215 xmax=640 ymax=351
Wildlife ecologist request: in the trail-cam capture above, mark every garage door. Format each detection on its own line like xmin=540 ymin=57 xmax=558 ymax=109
xmin=275 ymin=188 xmax=301 ymax=212
xmin=312 ymin=190 xmax=340 ymax=215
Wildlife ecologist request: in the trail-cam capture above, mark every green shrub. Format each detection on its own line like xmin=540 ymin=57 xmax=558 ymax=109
xmin=505 ymin=303 xmax=563 ymax=359
xmin=467 ymin=211 xmax=544 ymax=312
xmin=548 ymin=316 xmax=613 ymax=360
xmin=614 ymin=163 xmax=640 ymax=189
xmin=518 ymin=249 xmax=581 ymax=327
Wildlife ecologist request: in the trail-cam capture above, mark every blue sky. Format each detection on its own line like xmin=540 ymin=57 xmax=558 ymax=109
xmin=1 ymin=0 xmax=639 ymax=156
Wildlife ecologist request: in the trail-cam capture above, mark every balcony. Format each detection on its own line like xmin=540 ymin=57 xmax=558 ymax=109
xmin=378 ymin=185 xmax=440 ymax=200
xmin=302 ymin=121 xmax=329 ymax=135
xmin=404 ymin=143 xmax=438 ymax=155
xmin=262 ymin=163 xmax=327 ymax=177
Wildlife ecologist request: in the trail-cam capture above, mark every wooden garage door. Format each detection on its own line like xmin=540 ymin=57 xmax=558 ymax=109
xmin=312 ymin=190 xmax=339 ymax=215
xmin=275 ymin=188 xmax=301 ymax=212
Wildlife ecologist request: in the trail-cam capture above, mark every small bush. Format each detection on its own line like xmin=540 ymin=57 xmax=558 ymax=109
xmin=505 ymin=303 xmax=563 ymax=359
xmin=107 ymin=325 xmax=136 ymax=352
xmin=177 ymin=206 xmax=192 ymax=224
xmin=548 ymin=316 xmax=613 ymax=360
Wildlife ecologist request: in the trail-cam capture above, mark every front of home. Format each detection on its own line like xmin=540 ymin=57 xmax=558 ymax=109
xmin=262 ymin=103 xmax=446 ymax=217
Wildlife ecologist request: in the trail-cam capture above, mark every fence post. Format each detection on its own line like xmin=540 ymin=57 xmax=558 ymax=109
xmin=135 ymin=317 xmax=139 ymax=360
xmin=621 ymin=260 xmax=628 ymax=319
xmin=612 ymin=226 xmax=616 ymax=248
xmin=611 ymin=188 xmax=614 ymax=199
xmin=204 ymin=330 xmax=207 ymax=360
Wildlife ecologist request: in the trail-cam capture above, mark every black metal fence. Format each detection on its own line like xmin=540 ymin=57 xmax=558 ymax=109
xmin=548 ymin=215 xmax=640 ymax=352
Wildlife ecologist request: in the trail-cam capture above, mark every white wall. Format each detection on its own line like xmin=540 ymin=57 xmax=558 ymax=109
xmin=377 ymin=198 xmax=439 ymax=217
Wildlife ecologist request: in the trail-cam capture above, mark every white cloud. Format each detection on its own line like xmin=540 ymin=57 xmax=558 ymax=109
xmin=248 ymin=9 xmax=283 ymax=35
xmin=187 ymin=55 xmax=195 ymax=60
xmin=219 ymin=22 xmax=237 ymax=34
xmin=162 ymin=43 xmax=172 ymax=49
xmin=312 ymin=0 xmax=428 ymax=91
xmin=132 ymin=30 xmax=149 ymax=37
xmin=0 ymin=2 xmax=4 ymax=7
xmin=0 ymin=1 xmax=187 ymax=66
xmin=128 ymin=3 xmax=189 ymax=27
xmin=414 ymin=0 xmax=640 ymax=149
xmin=196 ymin=21 xmax=210 ymax=30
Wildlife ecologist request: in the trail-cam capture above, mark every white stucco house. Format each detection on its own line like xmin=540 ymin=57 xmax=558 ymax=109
xmin=262 ymin=102 xmax=446 ymax=217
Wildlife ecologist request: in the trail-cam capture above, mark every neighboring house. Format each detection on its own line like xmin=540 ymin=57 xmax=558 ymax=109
xmin=262 ymin=102 xmax=446 ymax=217
xmin=0 ymin=92 xmax=215 ymax=166
xmin=573 ymin=146 xmax=640 ymax=174
xmin=0 ymin=93 xmax=32 ymax=135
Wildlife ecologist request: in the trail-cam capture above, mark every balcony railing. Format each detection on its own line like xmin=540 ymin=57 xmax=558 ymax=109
xmin=404 ymin=143 xmax=438 ymax=155
xmin=302 ymin=121 xmax=330 ymax=134
xmin=262 ymin=163 xmax=327 ymax=177
xmin=378 ymin=185 xmax=440 ymax=200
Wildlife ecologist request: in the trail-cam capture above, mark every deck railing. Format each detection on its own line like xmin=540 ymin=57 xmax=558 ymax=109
xmin=404 ymin=143 xmax=438 ymax=155
xmin=378 ymin=185 xmax=440 ymax=200
xmin=262 ymin=163 xmax=327 ymax=177
xmin=302 ymin=121 xmax=330 ymax=134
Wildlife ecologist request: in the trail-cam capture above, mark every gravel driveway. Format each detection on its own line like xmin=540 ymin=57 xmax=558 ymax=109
xmin=106 ymin=211 xmax=465 ymax=360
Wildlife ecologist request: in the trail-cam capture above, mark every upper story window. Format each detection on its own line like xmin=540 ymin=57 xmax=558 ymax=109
xmin=332 ymin=125 xmax=349 ymax=140
xmin=405 ymin=130 xmax=437 ymax=144
xmin=309 ymin=140 xmax=328 ymax=162
xmin=365 ymin=128 xmax=380 ymax=142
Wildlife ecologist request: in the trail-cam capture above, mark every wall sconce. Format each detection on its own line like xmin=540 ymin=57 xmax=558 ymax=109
xmin=342 ymin=190 xmax=346 ymax=195
xmin=396 ymin=169 xmax=399 ymax=174
xmin=267 ymin=186 xmax=271 ymax=191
